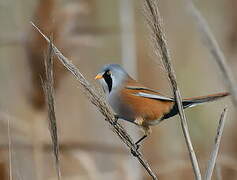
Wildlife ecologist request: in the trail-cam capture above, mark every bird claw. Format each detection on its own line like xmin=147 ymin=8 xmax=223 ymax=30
xmin=131 ymin=148 xmax=139 ymax=157
xmin=112 ymin=115 xmax=119 ymax=125
xmin=112 ymin=121 xmax=117 ymax=126
xmin=130 ymin=144 xmax=140 ymax=157
xmin=114 ymin=114 xmax=120 ymax=120
xmin=135 ymin=144 xmax=140 ymax=150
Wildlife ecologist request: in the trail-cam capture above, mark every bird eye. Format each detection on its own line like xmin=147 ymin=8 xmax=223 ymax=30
xmin=107 ymin=71 xmax=111 ymax=75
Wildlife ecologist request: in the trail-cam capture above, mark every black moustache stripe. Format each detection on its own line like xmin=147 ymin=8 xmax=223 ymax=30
xmin=103 ymin=71 xmax=112 ymax=92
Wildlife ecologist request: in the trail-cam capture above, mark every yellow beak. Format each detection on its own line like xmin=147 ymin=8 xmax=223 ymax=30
xmin=95 ymin=73 xmax=103 ymax=80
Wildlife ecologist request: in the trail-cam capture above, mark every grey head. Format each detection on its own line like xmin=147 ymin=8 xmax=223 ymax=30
xmin=95 ymin=64 xmax=129 ymax=95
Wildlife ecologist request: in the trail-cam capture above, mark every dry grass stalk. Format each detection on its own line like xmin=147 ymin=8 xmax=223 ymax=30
xmin=43 ymin=40 xmax=61 ymax=180
xmin=188 ymin=2 xmax=237 ymax=106
xmin=204 ymin=108 xmax=228 ymax=180
xmin=144 ymin=0 xmax=202 ymax=179
xmin=31 ymin=22 xmax=158 ymax=180
xmin=7 ymin=116 xmax=12 ymax=180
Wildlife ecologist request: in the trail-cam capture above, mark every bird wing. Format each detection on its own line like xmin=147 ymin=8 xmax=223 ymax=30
xmin=121 ymin=79 xmax=175 ymax=122
xmin=125 ymin=85 xmax=174 ymax=101
xmin=133 ymin=92 xmax=174 ymax=101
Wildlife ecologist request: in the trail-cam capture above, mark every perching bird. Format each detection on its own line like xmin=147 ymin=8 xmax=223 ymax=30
xmin=95 ymin=64 xmax=229 ymax=146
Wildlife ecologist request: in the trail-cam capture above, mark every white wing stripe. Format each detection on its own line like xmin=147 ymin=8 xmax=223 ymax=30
xmin=133 ymin=92 xmax=173 ymax=101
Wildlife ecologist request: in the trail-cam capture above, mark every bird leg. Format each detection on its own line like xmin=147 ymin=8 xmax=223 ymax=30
xmin=133 ymin=117 xmax=152 ymax=150
xmin=112 ymin=114 xmax=120 ymax=125
xmin=135 ymin=134 xmax=148 ymax=150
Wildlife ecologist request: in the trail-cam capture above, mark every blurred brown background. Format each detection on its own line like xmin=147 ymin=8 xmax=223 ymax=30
xmin=0 ymin=0 xmax=236 ymax=179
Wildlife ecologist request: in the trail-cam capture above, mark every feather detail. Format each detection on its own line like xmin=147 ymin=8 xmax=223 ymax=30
xmin=133 ymin=92 xmax=173 ymax=101
xmin=182 ymin=92 xmax=229 ymax=108
xmin=118 ymin=77 xmax=229 ymax=126
xmin=160 ymin=92 xmax=229 ymax=121
xmin=125 ymin=85 xmax=160 ymax=93
xmin=120 ymin=78 xmax=174 ymax=123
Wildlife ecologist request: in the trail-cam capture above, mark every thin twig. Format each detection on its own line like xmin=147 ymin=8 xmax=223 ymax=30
xmin=43 ymin=39 xmax=61 ymax=180
xmin=7 ymin=115 xmax=13 ymax=180
xmin=31 ymin=22 xmax=158 ymax=180
xmin=187 ymin=2 xmax=237 ymax=106
xmin=144 ymin=0 xmax=202 ymax=179
xmin=205 ymin=107 xmax=228 ymax=180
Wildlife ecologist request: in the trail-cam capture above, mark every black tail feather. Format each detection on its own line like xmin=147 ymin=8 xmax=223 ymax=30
xmin=161 ymin=92 xmax=229 ymax=121
xmin=182 ymin=92 xmax=229 ymax=108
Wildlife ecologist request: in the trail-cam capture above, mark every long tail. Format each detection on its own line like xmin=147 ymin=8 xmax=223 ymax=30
xmin=161 ymin=92 xmax=229 ymax=120
xmin=182 ymin=92 xmax=229 ymax=108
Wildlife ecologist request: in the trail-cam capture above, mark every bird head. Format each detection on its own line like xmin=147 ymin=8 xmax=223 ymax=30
xmin=95 ymin=64 xmax=129 ymax=94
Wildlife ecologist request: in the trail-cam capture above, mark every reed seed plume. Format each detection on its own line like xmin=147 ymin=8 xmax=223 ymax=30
xmin=205 ymin=107 xmax=228 ymax=180
xmin=43 ymin=39 xmax=61 ymax=180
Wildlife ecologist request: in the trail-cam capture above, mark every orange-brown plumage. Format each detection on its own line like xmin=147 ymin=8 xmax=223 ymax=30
xmin=121 ymin=78 xmax=174 ymax=125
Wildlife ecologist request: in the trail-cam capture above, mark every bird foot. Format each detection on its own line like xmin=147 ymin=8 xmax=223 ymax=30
xmin=131 ymin=148 xmax=139 ymax=157
xmin=112 ymin=115 xmax=119 ymax=125
xmin=135 ymin=143 xmax=140 ymax=150
xmin=130 ymin=144 xmax=141 ymax=157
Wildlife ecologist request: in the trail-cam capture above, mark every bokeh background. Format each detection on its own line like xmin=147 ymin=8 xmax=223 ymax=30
xmin=0 ymin=0 xmax=236 ymax=179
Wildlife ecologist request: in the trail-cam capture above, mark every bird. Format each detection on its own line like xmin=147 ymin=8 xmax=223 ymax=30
xmin=95 ymin=64 xmax=229 ymax=147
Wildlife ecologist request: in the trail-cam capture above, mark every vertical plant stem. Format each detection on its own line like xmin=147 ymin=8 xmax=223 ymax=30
xmin=7 ymin=116 xmax=13 ymax=180
xmin=144 ymin=0 xmax=202 ymax=179
xmin=205 ymin=108 xmax=228 ymax=180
